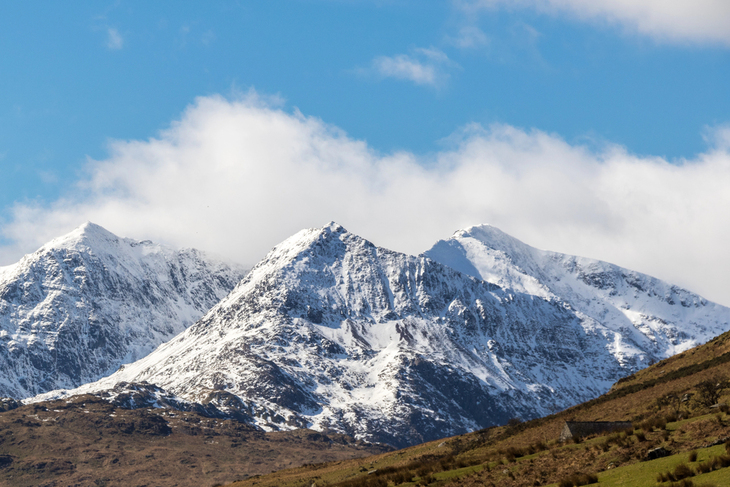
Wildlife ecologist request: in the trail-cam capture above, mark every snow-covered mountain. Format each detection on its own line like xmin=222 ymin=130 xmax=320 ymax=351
xmin=0 ymin=222 xmax=246 ymax=398
xmin=425 ymin=224 xmax=728 ymax=362
xmin=36 ymin=223 xmax=730 ymax=447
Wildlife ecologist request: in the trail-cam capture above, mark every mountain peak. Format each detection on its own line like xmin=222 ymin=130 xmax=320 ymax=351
xmin=72 ymin=221 xmax=119 ymax=239
xmin=453 ymin=224 xmax=532 ymax=252
xmin=324 ymin=221 xmax=346 ymax=233
xmin=42 ymin=221 xmax=121 ymax=253
xmin=316 ymin=221 xmax=350 ymax=242
xmin=76 ymin=221 xmax=109 ymax=235
xmin=454 ymin=223 xmax=497 ymax=236
xmin=424 ymin=224 xmax=530 ymax=280
xmin=0 ymin=223 xmax=247 ymax=399
xmin=269 ymin=222 xmax=351 ymax=256
xmin=427 ymin=223 xmax=729 ymax=359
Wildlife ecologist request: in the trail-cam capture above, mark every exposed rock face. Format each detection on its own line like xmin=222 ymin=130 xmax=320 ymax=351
xmin=41 ymin=223 xmax=730 ymax=447
xmin=0 ymin=222 xmax=246 ymax=398
xmin=0 ymin=397 xmax=20 ymax=412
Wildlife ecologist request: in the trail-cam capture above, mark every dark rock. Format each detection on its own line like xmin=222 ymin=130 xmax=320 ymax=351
xmin=0 ymin=397 xmax=21 ymax=412
xmin=702 ymin=436 xmax=730 ymax=448
xmin=646 ymin=447 xmax=671 ymax=460
xmin=0 ymin=454 xmax=13 ymax=468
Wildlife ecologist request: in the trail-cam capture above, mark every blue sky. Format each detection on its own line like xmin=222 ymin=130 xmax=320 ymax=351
xmin=2 ymin=1 xmax=730 ymax=304
xmin=3 ymin=1 xmax=729 ymax=208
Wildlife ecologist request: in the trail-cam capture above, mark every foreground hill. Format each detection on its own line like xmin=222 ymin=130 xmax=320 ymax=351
xmin=0 ymin=222 xmax=246 ymax=398
xmin=229 ymin=328 xmax=730 ymax=487
xmin=36 ymin=223 xmax=730 ymax=448
xmin=0 ymin=395 xmax=389 ymax=487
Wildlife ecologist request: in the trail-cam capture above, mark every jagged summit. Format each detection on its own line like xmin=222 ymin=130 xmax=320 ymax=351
xmin=210 ymin=221 xmax=396 ymax=327
xmin=453 ymin=223 xmax=515 ymax=241
xmin=38 ymin=221 xmax=121 ymax=252
xmin=64 ymin=221 xmax=113 ymax=239
xmin=0 ymin=225 xmax=246 ymax=399
xmin=266 ymin=222 xmax=357 ymax=255
xmin=268 ymin=221 xmax=350 ymax=253
xmin=428 ymin=224 xmax=543 ymax=281
xmin=324 ymin=220 xmax=346 ymax=231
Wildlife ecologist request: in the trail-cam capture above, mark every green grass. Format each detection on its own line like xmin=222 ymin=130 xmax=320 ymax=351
xmin=594 ymin=445 xmax=726 ymax=487
xmin=317 ymin=417 xmax=728 ymax=487
xmin=432 ymin=464 xmax=485 ymax=480
xmin=692 ymin=466 xmax=730 ymax=485
xmin=666 ymin=413 xmax=716 ymax=431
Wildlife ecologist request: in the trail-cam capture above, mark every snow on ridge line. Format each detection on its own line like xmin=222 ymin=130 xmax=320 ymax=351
xmin=425 ymin=223 xmax=730 ymax=361
xmin=0 ymin=222 xmax=247 ymax=399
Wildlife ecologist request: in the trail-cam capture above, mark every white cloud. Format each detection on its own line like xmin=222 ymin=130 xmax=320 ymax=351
xmin=2 ymin=92 xmax=730 ymax=307
xmin=369 ymin=47 xmax=454 ymax=87
xmin=704 ymin=124 xmax=730 ymax=150
xmin=106 ymin=27 xmax=124 ymax=50
xmin=459 ymin=0 xmax=730 ymax=46
xmin=447 ymin=26 xmax=490 ymax=48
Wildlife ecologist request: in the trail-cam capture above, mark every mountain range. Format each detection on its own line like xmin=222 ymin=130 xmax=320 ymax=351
xmin=28 ymin=222 xmax=730 ymax=447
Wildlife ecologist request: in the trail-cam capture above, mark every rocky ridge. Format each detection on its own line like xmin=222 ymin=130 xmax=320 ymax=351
xmin=0 ymin=222 xmax=246 ymax=398
xmin=425 ymin=224 xmax=728 ymax=362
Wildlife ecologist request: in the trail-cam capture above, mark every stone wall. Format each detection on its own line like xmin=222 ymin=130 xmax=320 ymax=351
xmin=559 ymin=421 xmax=633 ymax=442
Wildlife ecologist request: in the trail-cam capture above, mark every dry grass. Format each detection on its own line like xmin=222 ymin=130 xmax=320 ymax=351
xmin=0 ymin=395 xmax=389 ymax=487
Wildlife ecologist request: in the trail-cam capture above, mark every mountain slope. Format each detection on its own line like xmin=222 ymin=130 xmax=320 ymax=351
xmin=228 ymin=328 xmax=730 ymax=487
xmin=425 ymin=224 xmax=729 ymax=363
xmin=40 ymin=223 xmax=730 ymax=448
xmin=0 ymin=222 xmax=246 ymax=398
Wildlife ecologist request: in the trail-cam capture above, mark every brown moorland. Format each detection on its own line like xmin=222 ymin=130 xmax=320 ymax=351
xmin=0 ymin=394 xmax=391 ymax=487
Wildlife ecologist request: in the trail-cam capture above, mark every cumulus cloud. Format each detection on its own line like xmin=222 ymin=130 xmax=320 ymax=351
xmin=368 ymin=47 xmax=455 ymax=87
xmin=2 ymin=92 xmax=730 ymax=306
xmin=459 ymin=0 xmax=730 ymax=46
xmin=106 ymin=27 xmax=124 ymax=50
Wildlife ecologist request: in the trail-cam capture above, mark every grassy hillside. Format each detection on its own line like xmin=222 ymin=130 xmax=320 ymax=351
xmin=0 ymin=395 xmax=390 ymax=487
xmin=231 ymin=330 xmax=730 ymax=487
